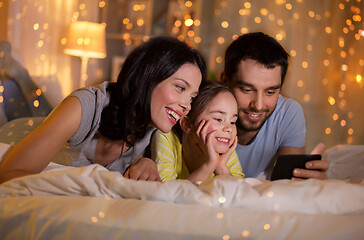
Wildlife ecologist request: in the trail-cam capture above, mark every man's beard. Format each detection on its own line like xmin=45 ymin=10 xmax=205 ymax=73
xmin=236 ymin=116 xmax=266 ymax=132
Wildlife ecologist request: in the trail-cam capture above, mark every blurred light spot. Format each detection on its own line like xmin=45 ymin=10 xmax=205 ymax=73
xmin=326 ymin=48 xmax=332 ymax=54
xmin=255 ymin=17 xmax=262 ymax=23
xmin=356 ymin=74 xmax=362 ymax=83
xmin=217 ymin=37 xmax=225 ymax=44
xmin=99 ymin=211 xmax=105 ymax=218
xmin=242 ymin=230 xmax=250 ymax=237
xmin=273 ymin=203 xmax=280 ymax=210
xmin=217 ymin=212 xmax=224 ymax=219
xmin=285 ymin=3 xmax=292 ymax=10
xmin=185 ymin=18 xmax=194 ymax=27
xmin=221 ymin=21 xmax=229 ymax=28
xmin=348 ymin=112 xmax=353 ymax=118
xmin=222 ymin=235 xmax=230 ymax=240
xmin=187 ymin=30 xmax=194 ymax=37
xmin=323 ymin=59 xmax=330 ymax=67
xmin=297 ymin=80 xmax=304 ymax=87
xmin=0 ymin=86 xmax=4 ymax=92
xmin=91 ymin=216 xmax=98 ymax=223
xmin=340 ymin=51 xmax=347 ymax=58
xmin=340 ymin=83 xmax=346 ymax=91
xmin=175 ymin=20 xmax=182 ymax=27
xmin=137 ymin=19 xmax=144 ymax=26
xmin=275 ymin=0 xmax=286 ymax=5
xmin=264 ymin=224 xmax=271 ymax=230
xmin=99 ymin=1 xmax=106 ymax=8
xmin=333 ymin=114 xmax=339 ymax=121
xmin=216 ymin=56 xmax=223 ymax=63
xmin=33 ymin=23 xmax=39 ymax=30
xmin=277 ymin=19 xmax=284 ymax=26
xmin=240 ymin=27 xmax=248 ymax=34
xmin=301 ymin=61 xmax=308 ymax=69
xmin=340 ymin=120 xmax=346 ymax=127
xmin=325 ymin=128 xmax=331 ymax=135
xmin=194 ymin=36 xmax=201 ymax=43
xmin=194 ymin=19 xmax=201 ymax=26
xmin=123 ymin=18 xmax=130 ymax=24
xmin=348 ymin=128 xmax=354 ymax=135
xmin=306 ymin=44 xmax=313 ymax=51
xmin=347 ymin=136 xmax=353 ymax=144
xmin=339 ymin=3 xmax=345 ymax=10
xmin=185 ymin=0 xmax=192 ymax=7
xmin=219 ymin=196 xmax=226 ymax=204
xmin=308 ymin=11 xmax=315 ymax=18
xmin=244 ymin=2 xmax=251 ymax=8
xmin=267 ymin=191 xmax=274 ymax=198
xmin=290 ymin=50 xmax=296 ymax=57
xmin=293 ymin=12 xmax=300 ymax=19
xmin=325 ymin=27 xmax=332 ymax=33
xmin=33 ymin=100 xmax=40 ymax=108
xmin=36 ymin=89 xmax=42 ymax=96
xmin=303 ymin=94 xmax=310 ymax=102
xmin=260 ymin=8 xmax=268 ymax=15
xmin=328 ymin=96 xmax=335 ymax=105
xmin=341 ymin=64 xmax=348 ymax=71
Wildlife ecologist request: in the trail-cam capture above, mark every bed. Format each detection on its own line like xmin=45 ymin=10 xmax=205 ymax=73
xmin=0 ymin=117 xmax=364 ymax=239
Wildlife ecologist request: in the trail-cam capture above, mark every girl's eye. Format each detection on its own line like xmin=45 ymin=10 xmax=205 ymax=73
xmin=230 ymin=121 xmax=236 ymax=125
xmin=214 ymin=118 xmax=222 ymax=123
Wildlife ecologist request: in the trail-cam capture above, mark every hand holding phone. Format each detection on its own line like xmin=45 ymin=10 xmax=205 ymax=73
xmin=271 ymin=154 xmax=322 ymax=180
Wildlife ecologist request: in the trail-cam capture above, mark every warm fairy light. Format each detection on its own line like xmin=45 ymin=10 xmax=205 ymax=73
xmin=343 ymin=27 xmax=349 ymax=34
xmin=123 ymin=18 xmax=129 ymax=24
xmin=177 ymin=35 xmax=184 ymax=41
xmin=325 ymin=27 xmax=332 ymax=33
xmin=217 ymin=37 xmax=225 ymax=44
xmin=293 ymin=12 xmax=300 ymax=19
xmin=328 ymin=96 xmax=336 ymax=105
xmin=339 ymin=38 xmax=345 ymax=47
xmin=194 ymin=19 xmax=201 ymax=26
xmin=303 ymin=94 xmax=310 ymax=102
xmin=341 ymin=51 xmax=347 ymax=58
xmin=268 ymin=14 xmax=275 ymax=21
xmin=187 ymin=30 xmax=194 ymax=37
xmin=348 ymin=128 xmax=354 ymax=135
xmin=340 ymin=83 xmax=347 ymax=91
xmin=306 ymin=44 xmax=313 ymax=51
xmin=339 ymin=3 xmax=345 ymax=10
xmin=122 ymin=33 xmax=130 ymax=40
xmin=232 ymin=34 xmax=239 ymax=40
xmin=333 ymin=114 xmax=339 ymax=121
xmin=79 ymin=4 xmax=86 ymax=10
xmin=327 ymin=48 xmax=333 ymax=54
xmin=175 ymin=20 xmax=182 ymax=27
xmin=240 ymin=27 xmax=248 ymax=34
xmin=126 ymin=23 xmax=133 ymax=30
xmin=216 ymin=213 xmax=224 ymax=219
xmin=218 ymin=196 xmax=226 ymax=203
xmin=143 ymin=36 xmax=150 ymax=42
xmin=323 ymin=59 xmax=330 ymax=66
xmin=194 ymin=36 xmax=201 ymax=43
xmin=277 ymin=19 xmax=284 ymax=26
xmin=355 ymin=34 xmax=361 ymax=40
xmin=137 ymin=19 xmax=144 ymax=26
xmin=33 ymin=100 xmax=40 ymax=108
xmin=356 ymin=74 xmax=362 ymax=83
xmin=220 ymin=1 xmax=227 ymax=7
xmin=275 ymin=0 xmax=286 ymax=4
xmin=133 ymin=4 xmax=140 ymax=11
xmin=360 ymin=59 xmax=364 ymax=66
xmin=347 ymin=136 xmax=353 ymax=144
xmin=348 ymin=112 xmax=354 ymax=118
xmin=125 ymin=39 xmax=132 ymax=46
xmin=276 ymin=33 xmax=282 ymax=40
xmin=325 ymin=128 xmax=332 ymax=134
xmin=267 ymin=191 xmax=274 ymax=198
xmin=263 ymin=224 xmax=271 ymax=230
xmin=216 ymin=56 xmax=223 ymax=63
xmin=242 ymin=231 xmax=250 ymax=237
xmin=340 ymin=120 xmax=346 ymax=127
xmin=185 ymin=0 xmax=192 ymax=8
xmin=139 ymin=4 xmax=145 ymax=10
xmin=255 ymin=17 xmax=262 ymax=23
xmin=308 ymin=11 xmax=315 ymax=18
xmin=185 ymin=18 xmax=194 ymax=27
xmin=260 ymin=8 xmax=268 ymax=15
xmin=297 ymin=80 xmax=304 ymax=87
xmin=290 ymin=50 xmax=296 ymax=57
xmin=0 ymin=86 xmax=4 ymax=92
xmin=222 ymin=235 xmax=230 ymax=240
xmin=221 ymin=21 xmax=229 ymax=28
xmin=37 ymin=40 xmax=44 ymax=48
xmin=244 ymin=2 xmax=251 ymax=8
xmin=0 ymin=96 xmax=3 ymax=103
xmin=301 ymin=61 xmax=308 ymax=69
xmin=61 ymin=37 xmax=67 ymax=45
xmin=99 ymin=1 xmax=105 ymax=8
xmin=341 ymin=64 xmax=348 ymax=71
xmin=33 ymin=23 xmax=40 ymax=30
xmin=285 ymin=3 xmax=292 ymax=10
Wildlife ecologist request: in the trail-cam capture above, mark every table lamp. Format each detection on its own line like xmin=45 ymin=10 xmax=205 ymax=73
xmin=64 ymin=21 xmax=106 ymax=87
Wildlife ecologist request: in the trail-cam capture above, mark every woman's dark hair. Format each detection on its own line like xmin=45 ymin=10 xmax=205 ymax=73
xmin=223 ymin=32 xmax=289 ymax=85
xmin=99 ymin=36 xmax=206 ymax=146
xmin=173 ymin=80 xmax=235 ymax=141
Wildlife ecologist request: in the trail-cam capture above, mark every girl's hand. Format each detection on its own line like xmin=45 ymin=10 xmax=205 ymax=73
xmin=214 ymin=136 xmax=237 ymax=176
xmin=194 ymin=120 xmax=219 ymax=169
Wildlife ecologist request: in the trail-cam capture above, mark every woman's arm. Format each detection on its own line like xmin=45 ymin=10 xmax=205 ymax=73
xmin=0 ymin=96 xmax=82 ymax=183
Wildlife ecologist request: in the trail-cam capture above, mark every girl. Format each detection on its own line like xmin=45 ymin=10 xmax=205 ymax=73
xmin=152 ymin=81 xmax=244 ymax=182
xmin=0 ymin=36 xmax=206 ymax=183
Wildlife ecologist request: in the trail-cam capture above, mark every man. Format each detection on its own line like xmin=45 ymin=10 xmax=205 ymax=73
xmin=222 ymin=32 xmax=329 ymax=180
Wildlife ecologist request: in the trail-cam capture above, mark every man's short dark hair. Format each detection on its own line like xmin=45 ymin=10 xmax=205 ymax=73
xmin=223 ymin=32 xmax=289 ymax=85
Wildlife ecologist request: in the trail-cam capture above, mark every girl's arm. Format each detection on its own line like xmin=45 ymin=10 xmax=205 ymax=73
xmin=0 ymin=96 xmax=82 ymax=183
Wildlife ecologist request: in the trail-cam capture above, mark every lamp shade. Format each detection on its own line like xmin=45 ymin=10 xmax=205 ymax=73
xmin=64 ymin=21 xmax=106 ymax=59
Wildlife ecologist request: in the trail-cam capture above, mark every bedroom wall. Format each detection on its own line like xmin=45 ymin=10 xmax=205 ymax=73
xmin=3 ymin=0 xmax=364 ymax=150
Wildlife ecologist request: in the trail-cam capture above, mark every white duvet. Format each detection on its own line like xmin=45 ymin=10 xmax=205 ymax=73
xmin=1 ymin=162 xmax=364 ymax=215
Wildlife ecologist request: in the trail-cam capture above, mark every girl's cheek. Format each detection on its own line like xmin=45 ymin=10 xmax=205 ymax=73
xmin=207 ymin=123 xmax=218 ymax=134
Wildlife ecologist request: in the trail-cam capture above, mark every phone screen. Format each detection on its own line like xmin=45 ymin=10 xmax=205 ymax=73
xmin=271 ymin=154 xmax=322 ymax=180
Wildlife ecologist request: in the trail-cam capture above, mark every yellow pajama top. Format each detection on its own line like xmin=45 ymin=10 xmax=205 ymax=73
xmin=151 ymin=130 xmax=245 ymax=182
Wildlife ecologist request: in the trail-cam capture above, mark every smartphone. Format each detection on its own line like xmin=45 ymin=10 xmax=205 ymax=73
xmin=270 ymin=154 xmax=322 ymax=180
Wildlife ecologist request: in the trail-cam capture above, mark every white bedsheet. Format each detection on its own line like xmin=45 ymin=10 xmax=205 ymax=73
xmin=1 ymin=163 xmax=364 ymax=239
